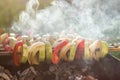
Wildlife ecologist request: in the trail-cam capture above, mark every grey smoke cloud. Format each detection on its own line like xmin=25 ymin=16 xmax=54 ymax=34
xmin=11 ymin=0 xmax=120 ymax=40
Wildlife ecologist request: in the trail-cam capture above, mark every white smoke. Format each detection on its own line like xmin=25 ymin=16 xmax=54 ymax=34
xmin=11 ymin=0 xmax=120 ymax=40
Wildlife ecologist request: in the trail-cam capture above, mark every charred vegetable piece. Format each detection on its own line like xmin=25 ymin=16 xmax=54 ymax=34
xmin=9 ymin=37 xmax=17 ymax=49
xmin=89 ymin=40 xmax=102 ymax=61
xmin=28 ymin=42 xmax=45 ymax=65
xmin=84 ymin=41 xmax=92 ymax=60
xmin=45 ymin=41 xmax=52 ymax=61
xmin=59 ymin=43 xmax=71 ymax=60
xmin=101 ymin=41 xmax=108 ymax=58
xmin=13 ymin=41 xmax=23 ymax=66
xmin=5 ymin=45 xmax=13 ymax=52
xmin=2 ymin=37 xmax=10 ymax=47
xmin=21 ymin=44 xmax=29 ymax=63
xmin=0 ymin=33 xmax=9 ymax=43
xmin=68 ymin=42 xmax=77 ymax=61
xmin=75 ymin=40 xmax=85 ymax=60
xmin=52 ymin=39 xmax=69 ymax=64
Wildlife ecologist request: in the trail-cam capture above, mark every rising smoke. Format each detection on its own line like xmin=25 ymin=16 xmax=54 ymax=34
xmin=11 ymin=0 xmax=120 ymax=41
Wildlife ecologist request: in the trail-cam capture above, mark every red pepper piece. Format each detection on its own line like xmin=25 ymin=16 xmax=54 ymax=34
xmin=2 ymin=38 xmax=10 ymax=47
xmin=52 ymin=40 xmax=69 ymax=64
xmin=5 ymin=45 xmax=13 ymax=52
xmin=2 ymin=38 xmax=13 ymax=52
xmin=75 ymin=40 xmax=85 ymax=60
xmin=13 ymin=41 xmax=23 ymax=66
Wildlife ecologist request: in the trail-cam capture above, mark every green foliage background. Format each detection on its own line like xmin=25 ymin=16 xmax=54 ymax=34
xmin=0 ymin=0 xmax=26 ymax=29
xmin=0 ymin=0 xmax=53 ymax=32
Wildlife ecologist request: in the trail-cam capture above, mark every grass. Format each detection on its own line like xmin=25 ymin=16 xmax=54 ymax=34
xmin=110 ymin=52 xmax=120 ymax=60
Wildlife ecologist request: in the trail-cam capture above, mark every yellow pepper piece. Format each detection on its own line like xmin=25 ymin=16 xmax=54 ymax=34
xmin=21 ymin=44 xmax=28 ymax=63
xmin=101 ymin=41 xmax=108 ymax=58
xmin=45 ymin=42 xmax=52 ymax=61
xmin=28 ymin=42 xmax=45 ymax=65
xmin=68 ymin=42 xmax=77 ymax=61
xmin=84 ymin=41 xmax=91 ymax=60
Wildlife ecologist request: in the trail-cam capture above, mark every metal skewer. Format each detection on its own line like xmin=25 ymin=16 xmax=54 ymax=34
xmin=0 ymin=45 xmax=120 ymax=55
xmin=0 ymin=44 xmax=119 ymax=60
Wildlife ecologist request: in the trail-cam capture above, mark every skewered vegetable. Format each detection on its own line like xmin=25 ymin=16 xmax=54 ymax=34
xmin=75 ymin=39 xmax=85 ymax=60
xmin=89 ymin=40 xmax=102 ymax=61
xmin=52 ymin=39 xmax=69 ymax=64
xmin=13 ymin=41 xmax=23 ymax=66
xmin=0 ymin=33 xmax=8 ymax=43
xmin=28 ymin=42 xmax=45 ymax=65
xmin=21 ymin=44 xmax=29 ymax=63
xmin=101 ymin=41 xmax=108 ymax=58
xmin=0 ymin=33 xmax=112 ymax=66
xmin=45 ymin=41 xmax=52 ymax=61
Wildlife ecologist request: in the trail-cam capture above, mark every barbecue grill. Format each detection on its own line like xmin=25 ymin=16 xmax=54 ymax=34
xmin=0 ymin=33 xmax=120 ymax=80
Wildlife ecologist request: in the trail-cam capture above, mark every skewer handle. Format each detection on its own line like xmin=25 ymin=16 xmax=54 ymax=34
xmin=108 ymin=46 xmax=120 ymax=52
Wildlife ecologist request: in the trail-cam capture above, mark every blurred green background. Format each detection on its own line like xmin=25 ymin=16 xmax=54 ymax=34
xmin=0 ymin=0 xmax=53 ymax=33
